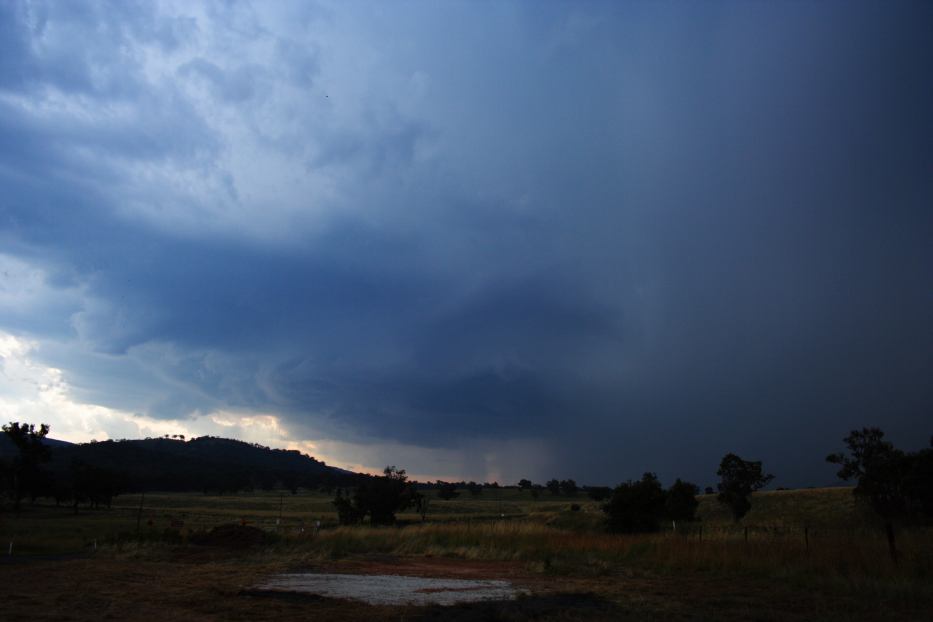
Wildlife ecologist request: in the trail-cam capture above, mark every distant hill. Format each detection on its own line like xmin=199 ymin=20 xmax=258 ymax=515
xmin=3 ymin=434 xmax=360 ymax=494
xmin=0 ymin=434 xmax=72 ymax=458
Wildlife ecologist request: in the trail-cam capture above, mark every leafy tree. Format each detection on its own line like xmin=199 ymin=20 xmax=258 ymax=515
xmin=826 ymin=428 xmax=912 ymax=518
xmin=332 ymin=466 xmax=418 ymax=526
xmin=559 ymin=479 xmax=578 ymax=496
xmin=2 ymin=422 xmax=52 ymax=511
xmin=366 ymin=466 xmax=419 ymax=525
xmin=546 ymin=479 xmax=561 ymax=495
xmin=333 ymin=488 xmax=365 ymax=525
xmin=827 ymin=428 xmax=933 ymax=563
xmin=665 ymin=479 xmax=700 ymax=523
xmin=69 ymin=460 xmax=121 ymax=512
xmin=716 ymin=453 xmax=773 ymax=522
xmin=517 ymin=478 xmax=533 ymax=490
xmin=603 ymin=473 xmax=666 ymax=533
xmin=466 ymin=481 xmax=483 ymax=496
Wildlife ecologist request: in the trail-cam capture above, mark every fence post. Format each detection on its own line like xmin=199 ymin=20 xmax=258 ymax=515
xmin=7 ymin=540 xmax=12 ymax=556
xmin=885 ymin=521 xmax=898 ymax=566
xmin=136 ymin=491 xmax=146 ymax=533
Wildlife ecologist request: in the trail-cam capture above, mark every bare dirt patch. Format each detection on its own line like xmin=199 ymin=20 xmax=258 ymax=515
xmin=253 ymin=572 xmax=524 ymax=606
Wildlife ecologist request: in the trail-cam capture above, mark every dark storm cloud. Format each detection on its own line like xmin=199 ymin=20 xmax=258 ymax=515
xmin=0 ymin=1 xmax=931 ymax=485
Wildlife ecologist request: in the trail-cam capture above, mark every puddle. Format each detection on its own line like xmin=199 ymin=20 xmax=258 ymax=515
xmin=254 ymin=573 xmax=524 ymax=606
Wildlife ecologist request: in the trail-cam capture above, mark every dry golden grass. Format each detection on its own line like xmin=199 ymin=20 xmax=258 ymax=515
xmin=264 ymin=519 xmax=933 ymax=603
xmin=3 ymin=487 xmax=932 ymax=620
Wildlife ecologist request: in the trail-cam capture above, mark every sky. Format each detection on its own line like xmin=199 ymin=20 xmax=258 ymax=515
xmin=0 ymin=0 xmax=931 ymax=487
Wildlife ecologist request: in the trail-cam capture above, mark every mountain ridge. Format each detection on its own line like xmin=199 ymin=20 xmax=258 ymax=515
xmin=0 ymin=433 xmax=361 ymax=493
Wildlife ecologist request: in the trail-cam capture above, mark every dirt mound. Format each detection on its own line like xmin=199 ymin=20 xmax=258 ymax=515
xmin=190 ymin=524 xmax=271 ymax=548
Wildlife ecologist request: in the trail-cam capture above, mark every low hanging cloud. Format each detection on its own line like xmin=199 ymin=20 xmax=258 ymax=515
xmin=0 ymin=1 xmax=931 ymax=485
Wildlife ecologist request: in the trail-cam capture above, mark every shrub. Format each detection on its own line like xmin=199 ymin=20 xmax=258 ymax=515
xmin=332 ymin=466 xmax=419 ymax=526
xmin=717 ymin=453 xmax=773 ymax=522
xmin=666 ymin=479 xmax=700 ymax=522
xmin=603 ymin=473 xmax=666 ymax=533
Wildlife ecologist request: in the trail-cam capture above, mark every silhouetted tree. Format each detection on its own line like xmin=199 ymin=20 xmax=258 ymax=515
xmin=50 ymin=476 xmax=74 ymax=508
xmin=332 ymin=466 xmax=419 ymax=526
xmin=603 ymin=474 xmax=701 ymax=532
xmin=517 ymin=479 xmax=533 ymax=490
xmin=665 ymin=479 xmax=700 ymax=523
xmin=2 ymin=422 xmax=51 ymax=511
xmin=559 ymin=479 xmax=578 ymax=496
xmin=827 ymin=428 xmax=912 ymax=518
xmin=466 ymin=481 xmax=483 ymax=497
xmin=827 ymin=428 xmax=933 ymax=563
xmin=546 ymin=479 xmax=561 ymax=495
xmin=704 ymin=486 xmax=714 ymax=495
xmin=333 ymin=488 xmax=365 ymax=525
xmin=70 ymin=460 xmax=121 ymax=512
xmin=716 ymin=453 xmax=773 ymax=522
xmin=603 ymin=473 xmax=666 ymax=533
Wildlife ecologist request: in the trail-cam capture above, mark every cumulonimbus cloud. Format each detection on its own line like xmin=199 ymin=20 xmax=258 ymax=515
xmin=0 ymin=1 xmax=931 ymax=485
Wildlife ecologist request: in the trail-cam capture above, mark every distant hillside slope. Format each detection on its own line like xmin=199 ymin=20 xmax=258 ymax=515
xmin=27 ymin=436 xmax=361 ymax=493
xmin=696 ymin=487 xmax=869 ymax=528
xmin=0 ymin=434 xmax=72 ymax=458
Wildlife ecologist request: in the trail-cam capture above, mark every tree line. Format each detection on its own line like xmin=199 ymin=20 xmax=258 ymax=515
xmin=598 ymin=428 xmax=932 ymax=536
xmin=2 ymin=421 xmax=931 ymax=546
xmin=325 ymin=427 xmax=933 ymax=537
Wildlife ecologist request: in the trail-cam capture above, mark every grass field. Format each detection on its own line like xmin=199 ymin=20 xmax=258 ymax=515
xmin=1 ymin=487 xmax=931 ymax=620
xmin=0 ymin=486 xmax=879 ymax=553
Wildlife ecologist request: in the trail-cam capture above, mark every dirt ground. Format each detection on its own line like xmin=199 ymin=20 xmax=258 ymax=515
xmin=0 ymin=553 xmax=927 ymax=621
